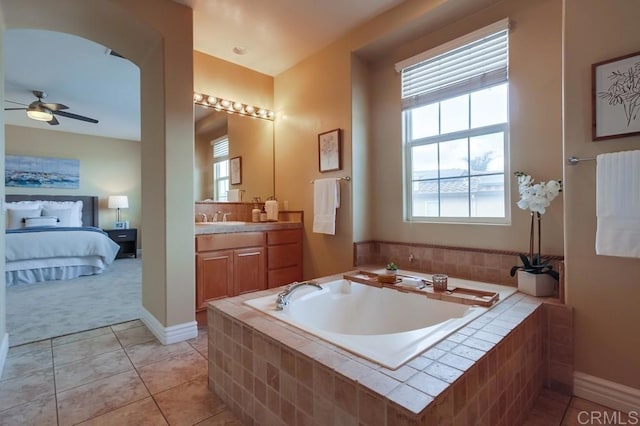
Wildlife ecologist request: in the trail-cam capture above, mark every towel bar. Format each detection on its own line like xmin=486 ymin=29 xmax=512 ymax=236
xmin=310 ymin=176 xmax=351 ymax=183
xmin=567 ymin=156 xmax=596 ymax=165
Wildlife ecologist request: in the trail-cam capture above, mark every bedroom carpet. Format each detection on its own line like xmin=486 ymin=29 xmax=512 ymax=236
xmin=6 ymin=258 xmax=141 ymax=347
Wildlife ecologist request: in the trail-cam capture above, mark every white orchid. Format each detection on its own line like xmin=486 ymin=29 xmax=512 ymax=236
xmin=516 ymin=172 xmax=562 ymax=214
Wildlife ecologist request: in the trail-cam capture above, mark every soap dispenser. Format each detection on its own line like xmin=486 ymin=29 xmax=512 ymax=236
xmin=251 ymin=198 xmax=261 ymax=223
xmin=259 ymin=205 xmax=268 ymax=222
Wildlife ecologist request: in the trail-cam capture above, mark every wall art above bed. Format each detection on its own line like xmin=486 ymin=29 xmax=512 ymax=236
xmin=5 ymin=155 xmax=80 ymax=189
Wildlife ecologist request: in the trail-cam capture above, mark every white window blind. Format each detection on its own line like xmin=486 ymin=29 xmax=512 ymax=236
xmin=212 ymin=137 xmax=229 ymax=159
xmin=396 ymin=19 xmax=509 ymax=109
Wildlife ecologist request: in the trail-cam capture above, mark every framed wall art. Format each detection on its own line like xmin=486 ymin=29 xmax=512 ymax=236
xmin=592 ymin=50 xmax=640 ymax=140
xmin=318 ymin=128 xmax=342 ymax=172
xmin=5 ymin=155 xmax=80 ymax=188
xmin=230 ymin=156 xmax=242 ymax=185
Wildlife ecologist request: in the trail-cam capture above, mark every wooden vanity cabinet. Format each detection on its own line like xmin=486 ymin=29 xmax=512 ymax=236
xmin=195 ymin=232 xmax=266 ymax=311
xmin=267 ymin=229 xmax=303 ymax=288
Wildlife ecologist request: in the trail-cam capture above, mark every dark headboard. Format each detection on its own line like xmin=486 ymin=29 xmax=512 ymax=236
xmin=6 ymin=195 xmax=99 ymax=228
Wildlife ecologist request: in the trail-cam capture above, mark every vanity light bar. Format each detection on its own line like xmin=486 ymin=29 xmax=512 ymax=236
xmin=193 ymin=93 xmax=275 ymax=121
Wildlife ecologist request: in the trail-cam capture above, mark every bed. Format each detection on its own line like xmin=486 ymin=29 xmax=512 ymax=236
xmin=5 ymin=195 xmax=120 ymax=286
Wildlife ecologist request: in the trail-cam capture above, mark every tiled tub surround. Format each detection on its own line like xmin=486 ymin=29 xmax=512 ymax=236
xmin=208 ymin=271 xmax=548 ymax=425
xmin=354 ymin=241 xmax=563 ymax=290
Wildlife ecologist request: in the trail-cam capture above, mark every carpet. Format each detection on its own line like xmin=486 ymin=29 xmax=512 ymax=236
xmin=6 ymin=258 xmax=141 ymax=346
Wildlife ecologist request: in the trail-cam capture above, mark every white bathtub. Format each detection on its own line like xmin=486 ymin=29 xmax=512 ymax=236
xmin=244 ymin=278 xmax=515 ymax=369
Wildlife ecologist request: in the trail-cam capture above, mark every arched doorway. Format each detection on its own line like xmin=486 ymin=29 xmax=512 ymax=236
xmin=0 ymin=0 xmax=196 ymax=352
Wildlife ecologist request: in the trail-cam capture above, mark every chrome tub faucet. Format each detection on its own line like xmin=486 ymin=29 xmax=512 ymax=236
xmin=275 ymin=281 xmax=322 ymax=310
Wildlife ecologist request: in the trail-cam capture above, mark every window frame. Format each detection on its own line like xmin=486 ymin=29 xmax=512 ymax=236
xmin=398 ymin=20 xmax=511 ymax=225
xmin=211 ymin=136 xmax=230 ymax=201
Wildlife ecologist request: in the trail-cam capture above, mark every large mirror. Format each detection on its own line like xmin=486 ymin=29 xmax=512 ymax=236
xmin=194 ymin=104 xmax=274 ymax=202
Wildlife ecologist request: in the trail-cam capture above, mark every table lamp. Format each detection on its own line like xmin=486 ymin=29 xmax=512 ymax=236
xmin=108 ymin=195 xmax=129 ymax=228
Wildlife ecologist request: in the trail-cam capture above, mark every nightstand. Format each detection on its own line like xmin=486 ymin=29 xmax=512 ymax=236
xmin=105 ymin=228 xmax=137 ymax=259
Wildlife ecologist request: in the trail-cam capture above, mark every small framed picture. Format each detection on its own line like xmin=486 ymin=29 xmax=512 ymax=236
xmin=318 ymin=128 xmax=342 ymax=172
xmin=592 ymin=50 xmax=640 ymax=140
xmin=114 ymin=221 xmax=126 ymax=229
xmin=230 ymin=156 xmax=242 ymax=185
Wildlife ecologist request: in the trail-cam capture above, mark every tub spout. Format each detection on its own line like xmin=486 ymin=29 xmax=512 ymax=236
xmin=275 ymin=281 xmax=322 ymax=310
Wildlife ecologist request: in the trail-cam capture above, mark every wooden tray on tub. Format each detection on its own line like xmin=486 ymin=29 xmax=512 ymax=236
xmin=342 ymin=270 xmax=498 ymax=307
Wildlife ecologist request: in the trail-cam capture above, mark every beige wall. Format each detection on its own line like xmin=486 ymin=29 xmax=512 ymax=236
xmin=564 ymin=0 xmax=640 ymax=389
xmin=369 ymin=0 xmax=563 ymax=255
xmin=275 ymin=0 xmax=563 ymax=279
xmin=5 ymin=125 xmax=141 ymax=236
xmin=1 ymin=0 xmax=195 ymax=329
xmin=194 ymin=51 xmax=273 ymax=109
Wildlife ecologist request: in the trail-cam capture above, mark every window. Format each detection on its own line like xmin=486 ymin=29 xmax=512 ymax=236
xmin=212 ymin=137 xmax=229 ymax=201
xmin=397 ymin=19 xmax=510 ymax=223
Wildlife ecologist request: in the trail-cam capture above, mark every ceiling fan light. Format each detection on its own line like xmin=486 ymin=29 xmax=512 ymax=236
xmin=26 ymin=106 xmax=53 ymax=121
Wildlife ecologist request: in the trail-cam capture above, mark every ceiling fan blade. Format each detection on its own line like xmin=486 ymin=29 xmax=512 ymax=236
xmin=47 ymin=116 xmax=60 ymax=126
xmin=5 ymin=100 xmax=28 ymax=106
xmin=52 ymin=110 xmax=98 ymax=124
xmin=41 ymin=102 xmax=69 ymax=111
xmin=4 ymin=107 xmax=27 ymax=111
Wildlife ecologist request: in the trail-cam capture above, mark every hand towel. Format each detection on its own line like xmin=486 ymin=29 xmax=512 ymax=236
xmin=227 ymin=189 xmax=242 ymax=202
xmin=265 ymin=200 xmax=279 ymax=221
xmin=313 ymin=178 xmax=340 ymax=235
xmin=595 ymin=150 xmax=640 ymax=258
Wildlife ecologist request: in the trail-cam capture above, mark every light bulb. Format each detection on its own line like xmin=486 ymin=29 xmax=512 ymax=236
xmin=233 ymin=102 xmax=243 ymax=111
xmin=193 ymin=93 xmax=203 ymax=102
xmin=244 ymin=105 xmax=255 ymax=114
xmin=207 ymin=96 xmax=218 ymax=105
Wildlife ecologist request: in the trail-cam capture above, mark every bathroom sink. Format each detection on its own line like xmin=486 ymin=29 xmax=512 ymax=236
xmin=196 ymin=221 xmax=247 ymax=226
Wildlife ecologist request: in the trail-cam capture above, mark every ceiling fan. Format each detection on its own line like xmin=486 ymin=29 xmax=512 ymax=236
xmin=4 ymin=90 xmax=99 ymax=126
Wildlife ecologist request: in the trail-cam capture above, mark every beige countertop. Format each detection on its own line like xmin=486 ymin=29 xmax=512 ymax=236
xmin=194 ymin=220 xmax=302 ymax=235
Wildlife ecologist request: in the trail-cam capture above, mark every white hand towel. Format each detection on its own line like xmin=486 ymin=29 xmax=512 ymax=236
xmin=595 ymin=150 xmax=640 ymax=258
xmin=313 ymin=178 xmax=340 ymax=235
xmin=265 ymin=200 xmax=279 ymax=221
xmin=227 ymin=189 xmax=242 ymax=202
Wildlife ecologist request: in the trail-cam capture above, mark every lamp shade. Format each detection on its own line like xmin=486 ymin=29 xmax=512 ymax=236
xmin=108 ymin=195 xmax=129 ymax=209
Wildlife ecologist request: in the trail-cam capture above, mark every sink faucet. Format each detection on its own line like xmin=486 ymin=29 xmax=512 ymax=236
xmin=275 ymin=281 xmax=322 ymax=310
xmin=222 ymin=212 xmax=232 ymax=222
xmin=213 ymin=211 xmax=223 ymax=222
xmin=197 ymin=213 xmax=208 ymax=222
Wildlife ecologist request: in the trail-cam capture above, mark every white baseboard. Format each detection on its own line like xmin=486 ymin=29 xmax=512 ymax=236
xmin=0 ymin=333 xmax=9 ymax=379
xmin=140 ymin=306 xmax=197 ymax=345
xmin=574 ymin=371 xmax=640 ymax=413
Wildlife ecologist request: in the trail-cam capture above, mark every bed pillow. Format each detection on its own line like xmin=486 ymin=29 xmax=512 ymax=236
xmin=25 ymin=216 xmax=58 ymax=227
xmin=42 ymin=207 xmax=73 ymax=227
xmin=39 ymin=201 xmax=83 ymax=226
xmin=7 ymin=208 xmax=43 ymax=229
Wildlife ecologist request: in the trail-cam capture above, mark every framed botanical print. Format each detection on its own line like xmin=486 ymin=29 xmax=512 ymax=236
xmin=318 ymin=128 xmax=342 ymax=172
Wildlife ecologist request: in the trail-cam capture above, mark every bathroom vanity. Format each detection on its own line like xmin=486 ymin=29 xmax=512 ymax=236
xmin=195 ymin=221 xmax=303 ymax=324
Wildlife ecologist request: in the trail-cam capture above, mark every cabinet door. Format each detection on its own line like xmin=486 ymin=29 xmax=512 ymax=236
xmin=234 ymin=247 xmax=265 ymax=295
xmin=196 ymin=250 xmax=234 ymax=310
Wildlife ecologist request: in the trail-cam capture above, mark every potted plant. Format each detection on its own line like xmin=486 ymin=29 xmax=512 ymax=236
xmin=379 ymin=261 xmax=399 ymax=283
xmin=510 ymin=171 xmax=562 ymax=296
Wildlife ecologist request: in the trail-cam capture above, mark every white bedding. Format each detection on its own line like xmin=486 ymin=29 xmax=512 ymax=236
xmin=6 ymin=227 xmax=120 ymax=285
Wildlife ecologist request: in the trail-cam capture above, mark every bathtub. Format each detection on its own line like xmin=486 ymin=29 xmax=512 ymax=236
xmin=244 ymin=278 xmax=515 ymax=369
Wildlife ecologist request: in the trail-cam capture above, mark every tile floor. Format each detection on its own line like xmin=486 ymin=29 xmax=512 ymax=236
xmin=0 ymin=320 xmax=241 ymax=425
xmin=1 ymin=321 xmax=630 ymax=425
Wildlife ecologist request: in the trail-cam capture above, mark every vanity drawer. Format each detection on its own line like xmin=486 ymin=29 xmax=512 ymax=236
xmin=268 ymin=243 xmax=302 ymax=269
xmin=196 ymin=232 xmax=265 ymax=252
xmin=267 ymin=229 xmax=302 ymax=245
xmin=268 ymin=265 xmax=302 ymax=289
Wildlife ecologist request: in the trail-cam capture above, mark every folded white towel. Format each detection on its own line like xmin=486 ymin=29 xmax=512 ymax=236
xmin=595 ymin=150 xmax=640 ymax=258
xmin=227 ymin=189 xmax=242 ymax=202
xmin=265 ymin=200 xmax=279 ymax=222
xmin=313 ymin=178 xmax=340 ymax=235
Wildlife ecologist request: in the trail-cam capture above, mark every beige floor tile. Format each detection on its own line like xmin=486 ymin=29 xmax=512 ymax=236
xmin=77 ymin=397 xmax=168 ymax=426
xmin=55 ymin=347 xmax=135 ymax=392
xmin=7 ymin=340 xmax=51 ymax=357
xmin=125 ymin=340 xmax=194 ymax=368
xmin=196 ymin=408 xmax=243 ymax=425
xmin=188 ymin=328 xmax=209 ymax=358
xmin=138 ymin=350 xmax=208 ymax=394
xmin=52 ymin=326 xmax=114 ymax=347
xmin=111 ymin=319 xmax=144 ymax=332
xmin=155 ymin=376 xmax=227 ymax=426
xmin=57 ymin=370 xmax=149 ymax=426
xmin=0 ymin=395 xmax=57 ymax=426
xmin=53 ymin=333 xmax=122 ymax=366
xmin=114 ymin=325 xmax=157 ymax=347
xmin=2 ymin=346 xmax=53 ymax=381
xmin=0 ymin=370 xmax=55 ymax=412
